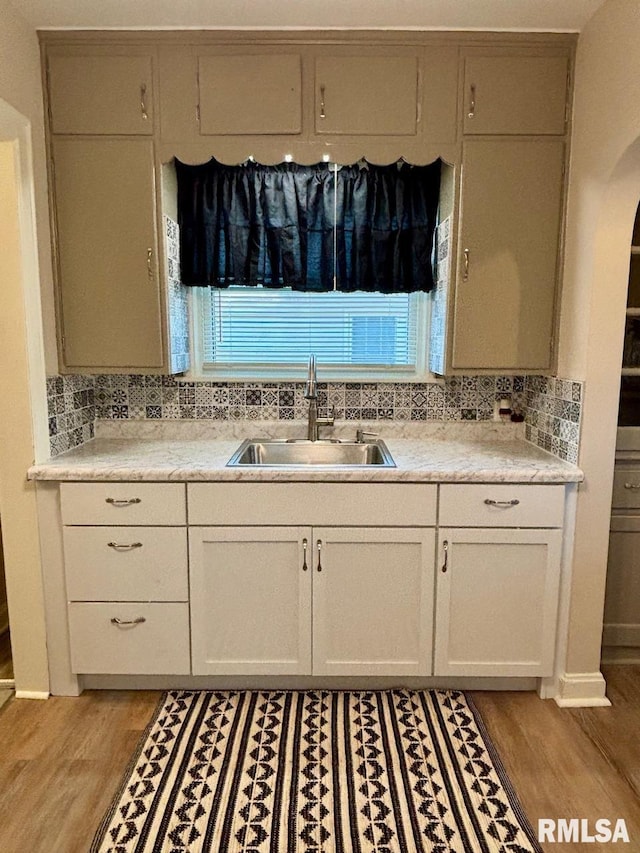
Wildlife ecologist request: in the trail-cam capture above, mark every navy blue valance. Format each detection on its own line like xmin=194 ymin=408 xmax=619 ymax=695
xmin=175 ymin=157 xmax=441 ymax=294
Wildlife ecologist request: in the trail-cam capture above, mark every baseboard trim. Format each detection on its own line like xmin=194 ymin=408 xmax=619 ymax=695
xmin=14 ymin=690 xmax=49 ymax=700
xmin=553 ymin=672 xmax=611 ymax=707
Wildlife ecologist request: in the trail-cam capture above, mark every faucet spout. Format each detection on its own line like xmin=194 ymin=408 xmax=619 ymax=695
xmin=304 ymin=353 xmax=317 ymax=400
xmin=303 ymin=354 xmax=334 ymax=441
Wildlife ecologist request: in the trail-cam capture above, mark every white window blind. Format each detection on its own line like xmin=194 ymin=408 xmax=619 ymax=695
xmin=201 ymin=286 xmax=421 ymax=369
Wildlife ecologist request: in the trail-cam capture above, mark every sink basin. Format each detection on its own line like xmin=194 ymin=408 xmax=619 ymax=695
xmin=227 ymin=438 xmax=396 ymax=468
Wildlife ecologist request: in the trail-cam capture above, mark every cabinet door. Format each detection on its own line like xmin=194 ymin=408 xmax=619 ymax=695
xmin=434 ymin=528 xmax=562 ymax=677
xmin=47 ymin=54 xmax=153 ymax=135
xmin=314 ymin=56 xmax=418 ymax=135
xmin=198 ymin=54 xmax=302 ymax=135
xmin=463 ymin=55 xmax=568 ymax=135
xmin=603 ymin=517 xmax=640 ymax=648
xmin=189 ymin=526 xmax=312 ymax=675
xmin=452 ymin=138 xmax=564 ymax=370
xmin=53 ymin=138 xmax=164 ymax=370
xmin=312 ymin=527 xmax=435 ymax=676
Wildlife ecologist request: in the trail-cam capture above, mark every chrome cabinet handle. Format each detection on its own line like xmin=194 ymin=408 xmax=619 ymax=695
xmin=468 ymin=84 xmax=476 ymax=118
xmin=463 ymin=248 xmax=470 ymax=282
xmin=147 ymin=247 xmax=153 ymax=280
xmin=484 ymin=499 xmax=520 ymax=507
xmin=111 ymin=616 xmax=146 ymax=626
xmin=316 ymin=539 xmax=323 ymax=572
xmin=105 ymin=497 xmax=141 ymax=506
xmin=442 ymin=540 xmax=449 ymax=573
xmin=140 ymin=83 xmax=148 ymax=120
xmin=107 ymin=541 xmax=143 ymax=551
xmin=319 ymin=85 xmax=326 ymax=119
xmin=624 ymin=482 xmax=640 ymax=490
xmin=302 ymin=538 xmax=308 ymax=571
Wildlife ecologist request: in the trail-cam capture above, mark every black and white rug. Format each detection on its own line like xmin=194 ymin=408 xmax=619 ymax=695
xmin=91 ymin=689 xmax=541 ymax=852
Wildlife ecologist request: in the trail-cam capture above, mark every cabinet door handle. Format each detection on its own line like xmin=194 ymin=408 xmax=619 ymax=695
xmin=147 ymin=247 xmax=153 ymax=280
xmin=140 ymin=83 xmax=148 ymax=120
xmin=484 ymin=498 xmax=520 ymax=507
xmin=468 ymin=84 xmax=476 ymax=118
xmin=316 ymin=539 xmax=323 ymax=572
xmin=105 ymin=497 xmax=141 ymax=506
xmin=107 ymin=541 xmax=143 ymax=551
xmin=319 ymin=85 xmax=326 ymax=119
xmin=624 ymin=482 xmax=640 ymax=490
xmin=302 ymin=538 xmax=308 ymax=571
xmin=111 ymin=616 xmax=146 ymax=626
xmin=442 ymin=540 xmax=449 ymax=573
xmin=463 ymin=248 xmax=470 ymax=282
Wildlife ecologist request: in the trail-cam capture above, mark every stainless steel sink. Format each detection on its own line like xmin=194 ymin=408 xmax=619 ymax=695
xmin=227 ymin=438 xmax=396 ymax=468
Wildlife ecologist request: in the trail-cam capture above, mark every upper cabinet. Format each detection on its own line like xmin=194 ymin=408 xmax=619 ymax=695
xmin=314 ymin=55 xmax=418 ymax=136
xmin=462 ymin=53 xmax=569 ymax=136
xmin=198 ymin=53 xmax=302 ymax=135
xmin=451 ymin=138 xmax=565 ymax=371
xmin=47 ymin=52 xmax=154 ymax=135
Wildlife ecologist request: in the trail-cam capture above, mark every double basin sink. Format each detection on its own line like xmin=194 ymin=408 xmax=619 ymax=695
xmin=227 ymin=438 xmax=396 ymax=468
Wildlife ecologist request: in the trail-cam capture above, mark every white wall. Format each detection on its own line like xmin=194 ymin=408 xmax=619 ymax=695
xmin=0 ymin=0 xmax=53 ymax=694
xmin=559 ymin=0 xmax=640 ymax=691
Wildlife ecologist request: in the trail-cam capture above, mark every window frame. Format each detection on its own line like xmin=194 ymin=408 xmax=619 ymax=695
xmin=184 ymin=287 xmax=438 ymax=383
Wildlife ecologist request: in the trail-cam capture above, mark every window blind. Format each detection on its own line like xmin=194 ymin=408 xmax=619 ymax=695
xmin=201 ymin=286 xmax=419 ymax=368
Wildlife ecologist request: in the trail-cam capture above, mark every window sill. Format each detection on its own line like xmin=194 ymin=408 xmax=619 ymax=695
xmin=178 ymin=366 xmax=443 ymax=384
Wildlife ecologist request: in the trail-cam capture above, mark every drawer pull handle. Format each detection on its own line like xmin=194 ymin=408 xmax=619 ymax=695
xmin=442 ymin=539 xmax=449 ymax=573
xmin=624 ymin=482 xmax=640 ymax=490
xmin=484 ymin=499 xmax=520 ymax=507
xmin=107 ymin=541 xmax=143 ymax=551
xmin=105 ymin=498 xmax=142 ymax=506
xmin=319 ymin=84 xmax=326 ymax=119
xmin=110 ymin=616 xmax=146 ymax=626
xmin=302 ymin=538 xmax=308 ymax=572
xmin=140 ymin=83 xmax=148 ymax=121
xmin=468 ymin=83 xmax=476 ymax=118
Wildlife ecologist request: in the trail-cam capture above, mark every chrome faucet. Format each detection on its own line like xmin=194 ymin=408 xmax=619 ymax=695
xmin=304 ymin=354 xmax=335 ymax=441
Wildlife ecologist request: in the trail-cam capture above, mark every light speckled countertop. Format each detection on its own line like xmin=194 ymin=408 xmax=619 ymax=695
xmin=28 ymin=421 xmax=583 ymax=484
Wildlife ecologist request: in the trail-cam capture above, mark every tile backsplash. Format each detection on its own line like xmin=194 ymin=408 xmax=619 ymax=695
xmin=45 ymin=372 xmax=584 ymax=464
xmin=524 ymin=375 xmax=583 ymax=464
xmin=46 ymin=374 xmax=95 ymax=455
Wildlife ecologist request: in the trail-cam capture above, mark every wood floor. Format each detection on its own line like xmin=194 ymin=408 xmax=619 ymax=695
xmin=0 ymin=668 xmax=637 ymax=853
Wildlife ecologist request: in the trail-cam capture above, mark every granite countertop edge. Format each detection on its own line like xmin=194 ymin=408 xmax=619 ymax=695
xmin=28 ymin=434 xmax=584 ymax=484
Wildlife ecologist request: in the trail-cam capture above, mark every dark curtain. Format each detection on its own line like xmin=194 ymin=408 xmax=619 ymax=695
xmin=175 ymin=157 xmax=441 ymax=293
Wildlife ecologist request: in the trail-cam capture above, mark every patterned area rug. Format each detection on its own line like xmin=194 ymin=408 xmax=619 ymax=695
xmin=91 ymin=689 xmax=541 ymax=853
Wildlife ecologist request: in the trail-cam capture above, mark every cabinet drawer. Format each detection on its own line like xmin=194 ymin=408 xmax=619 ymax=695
xmin=68 ymin=602 xmax=190 ymax=674
xmin=64 ymin=527 xmax=188 ymax=602
xmin=439 ymin=484 xmax=564 ymax=527
xmin=612 ymin=468 xmax=640 ymax=509
xmin=188 ymin=482 xmax=437 ymax=526
xmin=60 ymin=483 xmax=186 ymax=525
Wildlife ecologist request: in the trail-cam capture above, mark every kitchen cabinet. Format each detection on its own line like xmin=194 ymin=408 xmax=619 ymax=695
xmin=314 ymin=55 xmax=419 ymax=136
xmin=462 ymin=54 xmax=569 ymax=136
xmin=188 ymin=482 xmax=437 ymax=677
xmin=435 ymin=484 xmax=564 ymax=677
xmin=603 ymin=464 xmax=640 ymax=656
xmin=47 ymin=52 xmax=154 ymax=135
xmin=52 ymin=138 xmax=165 ymax=370
xmin=198 ymin=53 xmax=302 ymax=135
xmin=189 ymin=526 xmax=312 ymax=675
xmin=189 ymin=526 xmax=433 ymax=677
xmin=450 ymin=137 xmax=565 ymax=371
xmin=60 ymin=482 xmax=190 ymax=675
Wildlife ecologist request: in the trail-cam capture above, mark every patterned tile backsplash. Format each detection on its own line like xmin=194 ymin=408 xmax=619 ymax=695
xmin=46 ymin=374 xmax=95 ymax=456
xmin=524 ymin=375 xmax=583 ymax=464
xmin=45 ymin=372 xmax=583 ymax=464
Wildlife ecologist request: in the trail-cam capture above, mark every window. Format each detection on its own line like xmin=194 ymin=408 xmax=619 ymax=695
xmin=192 ymin=286 xmax=431 ymax=381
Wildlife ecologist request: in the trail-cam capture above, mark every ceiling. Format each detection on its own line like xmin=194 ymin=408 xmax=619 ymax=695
xmin=12 ymin=0 xmax=606 ymax=33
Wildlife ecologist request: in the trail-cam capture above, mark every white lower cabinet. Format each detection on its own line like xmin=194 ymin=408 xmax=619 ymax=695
xmin=434 ymin=528 xmax=563 ymax=677
xmin=189 ymin=526 xmax=435 ymax=677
